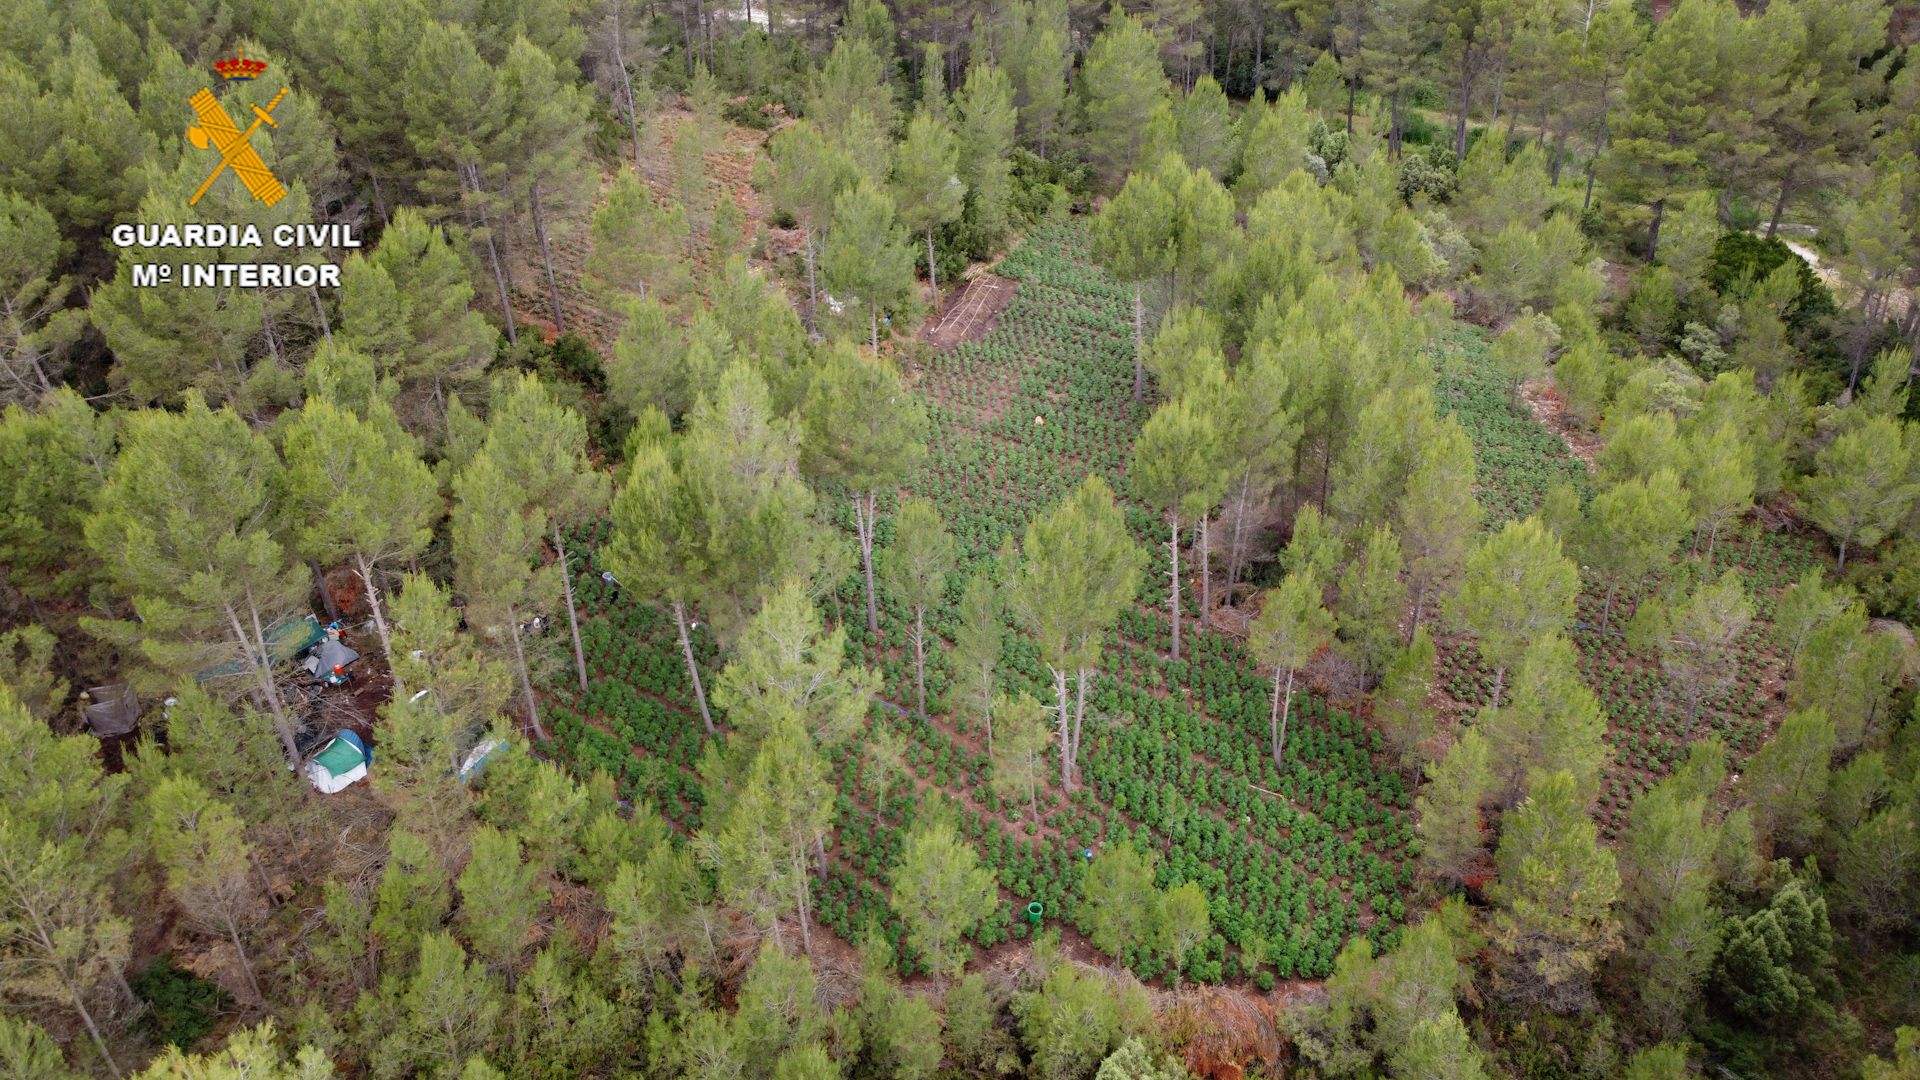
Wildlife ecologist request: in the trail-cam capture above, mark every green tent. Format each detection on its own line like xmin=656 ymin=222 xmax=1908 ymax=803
xmin=306 ymin=730 xmax=369 ymax=793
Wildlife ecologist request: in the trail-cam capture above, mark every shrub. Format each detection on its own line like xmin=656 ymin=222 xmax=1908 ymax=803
xmin=133 ymin=957 xmax=229 ymax=1050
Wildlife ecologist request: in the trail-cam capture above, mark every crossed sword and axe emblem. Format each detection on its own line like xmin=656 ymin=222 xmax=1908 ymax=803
xmin=186 ymin=85 xmax=290 ymax=207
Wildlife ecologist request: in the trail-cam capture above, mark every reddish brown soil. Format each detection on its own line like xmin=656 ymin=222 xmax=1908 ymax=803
xmin=922 ymin=274 xmax=1018 ymax=350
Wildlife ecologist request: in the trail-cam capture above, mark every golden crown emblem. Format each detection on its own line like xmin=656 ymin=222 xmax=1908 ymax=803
xmin=213 ymin=49 xmax=268 ymax=80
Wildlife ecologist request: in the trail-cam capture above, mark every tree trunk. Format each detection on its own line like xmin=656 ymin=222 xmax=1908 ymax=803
xmin=310 ymin=560 xmax=342 ymax=622
xmin=227 ymin=915 xmax=265 ymax=1002
xmin=1052 ymin=665 xmax=1072 ymax=790
xmin=1488 ymin=665 xmax=1506 ymax=714
xmin=1168 ymin=510 xmax=1182 ymax=661
xmin=1837 ymin=539 xmax=1849 ymax=572
xmin=1645 ymin=198 xmax=1666 ymax=262
xmin=674 ymin=600 xmax=716 ymax=734
xmin=69 ymin=988 xmax=120 ymax=1078
xmin=370 ymin=170 xmax=389 ymax=225
xmin=352 ymin=551 xmax=397 ymax=691
xmin=1453 ymin=59 xmax=1474 ymax=160
xmin=871 ymin=306 xmax=879 ymax=352
xmin=1072 ymin=666 xmax=1090 ymax=770
xmin=230 ymin=596 xmax=298 ymax=767
xmin=1767 ymin=171 xmax=1794 ymax=239
xmin=612 ymin=11 xmax=644 ymax=170
xmin=1132 ymin=283 xmax=1145 ymax=402
xmin=803 ymin=229 xmax=819 ymax=334
xmin=311 ymin=284 xmax=332 ymax=342
xmin=1226 ymin=469 xmax=1254 ymax=592
xmin=467 ymin=165 xmax=518 ymax=345
xmin=927 ymin=227 xmax=939 ymax=312
xmin=983 ymin=683 xmax=993 ymax=756
xmin=795 ymin=850 xmax=813 ymax=954
xmin=913 ymin=605 xmax=927 ymax=717
xmin=506 ymin=606 xmax=546 ymax=741
xmin=1409 ymin=574 xmax=1429 ymax=642
xmin=1346 ymin=80 xmax=1355 ymax=134
xmin=1270 ymin=666 xmax=1294 ymax=767
xmin=1198 ymin=514 xmax=1211 ymax=629
xmin=553 ymin=521 xmax=589 ymax=693
xmin=855 ymin=491 xmax=879 ymax=635
xmin=532 ymin=181 xmax=566 ymax=333
xmin=1601 ymin=583 xmax=1616 ymax=635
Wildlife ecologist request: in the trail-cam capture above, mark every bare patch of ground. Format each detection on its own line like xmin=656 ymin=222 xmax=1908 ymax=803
xmin=923 ymin=274 xmax=1018 ymax=350
xmin=1519 ymin=376 xmax=1600 ymax=466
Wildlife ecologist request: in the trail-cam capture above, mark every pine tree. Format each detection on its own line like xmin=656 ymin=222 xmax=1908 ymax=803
xmin=126 ymin=689 xmax=289 ymax=835
xmin=733 ymin=946 xmax=828 ymax=1063
xmin=1488 ymin=770 xmax=1622 ymax=1011
xmin=1739 ymin=708 xmax=1837 ymax=856
xmin=0 ymin=687 xmax=133 ymax=1075
xmin=1479 ymin=634 xmax=1609 ymax=806
xmin=607 ymin=364 xmax=828 ymax=733
xmin=84 ymin=396 xmax=307 ymax=765
xmin=1079 ymin=8 xmax=1166 ymax=189
xmin=1390 ymin=1012 xmax=1491 ymax=1080
xmin=282 ymin=397 xmax=440 ymax=683
xmin=498 ymin=36 xmax=594 ymax=333
xmin=402 ymin=21 xmax=520 ymax=343
xmin=451 ymin=447 xmax=559 ymax=744
xmin=1416 ymin=728 xmax=1494 ymax=886
xmin=131 ymin=1021 xmax=335 ymax=1078
xmin=389 ymin=572 xmax=515 ymax=748
xmin=892 ymin=109 xmax=966 ymax=308
xmin=1006 ymin=477 xmax=1147 ymax=790
xmin=800 ymin=345 xmax=928 ymax=638
xmin=389 ymin=933 xmax=504 ymax=1075
xmin=0 ymin=191 xmax=81 ymax=405
xmin=1601 ymin=0 xmax=1729 ymax=258
xmin=457 ymin=826 xmax=538 ymax=969
xmin=951 ymin=573 xmax=1003 ymax=750
xmin=0 ymin=388 xmax=112 ymax=604
xmin=1249 ymin=573 xmax=1336 ymax=767
xmin=147 ymin=774 xmax=266 ymax=1001
xmin=891 ymin=819 xmax=998 ymax=984
xmin=768 ymin=121 xmax=857 ymax=331
xmin=1337 ymin=525 xmax=1409 ymax=681
xmin=879 ymin=498 xmax=956 ymax=717
xmin=712 ymin=578 xmax=879 ymax=749
xmin=1091 ymin=168 xmax=1177 ymax=401
xmin=1014 ymin=956 xmax=1153 ymax=1080
xmin=991 ymin=691 xmax=1052 ymax=822
xmin=1131 ymin=397 xmax=1228 ymax=659
xmin=697 ymin=718 xmax=833 ymax=953
xmin=1631 ymin=570 xmax=1754 ymax=734
xmin=1790 ymin=602 xmax=1905 ymax=750
xmin=337 ymin=208 xmax=496 ymax=437
xmin=1798 ymin=415 xmax=1917 ymax=569
xmin=480 ymin=374 xmax=611 ymax=695
xmin=1576 ymin=469 xmax=1691 ymax=634
xmin=1448 ymin=517 xmax=1580 ymax=710
xmin=953 ymin=60 xmax=1017 ymax=249
xmin=821 ymin=179 xmax=917 ymax=349
xmin=1081 ymin=842 xmax=1158 ymax=958
xmin=1397 ymin=417 xmax=1479 ymax=638
xmin=372 ymin=829 xmax=454 ymax=973
xmin=584 ymin=172 xmax=691 ymax=306
xmin=1236 ymin=91 xmax=1313 ymax=206
xmin=1377 ymin=627 xmax=1439 ymax=774
xmin=1154 ymin=881 xmax=1210 ymax=984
